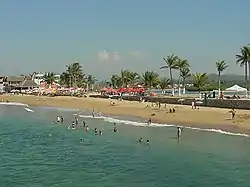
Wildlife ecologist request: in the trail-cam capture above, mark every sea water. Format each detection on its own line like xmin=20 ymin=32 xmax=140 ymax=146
xmin=0 ymin=105 xmax=249 ymax=187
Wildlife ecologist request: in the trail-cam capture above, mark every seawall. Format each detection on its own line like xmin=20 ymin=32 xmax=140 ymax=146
xmin=89 ymin=95 xmax=250 ymax=110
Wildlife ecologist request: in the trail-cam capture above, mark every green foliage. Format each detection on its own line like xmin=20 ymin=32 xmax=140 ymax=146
xmin=192 ymin=73 xmax=208 ymax=92
xmin=159 ymin=77 xmax=170 ymax=90
xmin=43 ymin=72 xmax=56 ymax=85
xmin=140 ymin=71 xmax=160 ymax=88
xmin=60 ymin=61 xmax=85 ymax=87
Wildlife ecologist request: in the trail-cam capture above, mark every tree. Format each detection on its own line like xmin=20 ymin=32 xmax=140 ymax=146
xmin=43 ymin=72 xmax=56 ymax=86
xmin=160 ymin=54 xmax=179 ymax=95
xmin=236 ymin=46 xmax=250 ymax=89
xmin=120 ymin=70 xmax=139 ymax=87
xmin=159 ymin=77 xmax=170 ymax=93
xmin=140 ymin=71 xmax=160 ymax=88
xmin=65 ymin=61 xmax=85 ymax=87
xmin=176 ymin=59 xmax=190 ymax=95
xmin=60 ymin=72 xmax=70 ymax=87
xmin=192 ymin=73 xmax=208 ymax=94
xmin=216 ymin=60 xmax=229 ymax=97
xmin=86 ymin=75 xmax=97 ymax=91
xmin=110 ymin=75 xmax=122 ymax=88
xmin=180 ymin=67 xmax=191 ymax=94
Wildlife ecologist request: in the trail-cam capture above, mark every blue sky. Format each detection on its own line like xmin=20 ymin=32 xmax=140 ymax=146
xmin=0 ymin=0 xmax=250 ymax=79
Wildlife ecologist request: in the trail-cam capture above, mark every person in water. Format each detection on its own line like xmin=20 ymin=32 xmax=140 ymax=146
xmin=177 ymin=127 xmax=182 ymax=139
xmin=82 ymin=120 xmax=86 ymax=128
xmin=148 ymin=118 xmax=152 ymax=125
xmin=85 ymin=125 xmax=89 ymax=131
xmin=113 ymin=124 xmax=118 ymax=132
xmin=92 ymin=110 xmax=95 ymax=117
xmin=61 ymin=116 xmax=64 ymax=123
xmin=57 ymin=116 xmax=61 ymax=123
xmin=146 ymin=140 xmax=150 ymax=145
xmin=72 ymin=121 xmax=75 ymax=129
xmin=139 ymin=137 xmax=143 ymax=143
xmin=94 ymin=128 xmax=98 ymax=135
xmin=75 ymin=116 xmax=79 ymax=126
xmin=99 ymin=130 xmax=103 ymax=135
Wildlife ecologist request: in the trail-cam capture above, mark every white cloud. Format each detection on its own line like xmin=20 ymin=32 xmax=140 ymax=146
xmin=98 ymin=50 xmax=120 ymax=62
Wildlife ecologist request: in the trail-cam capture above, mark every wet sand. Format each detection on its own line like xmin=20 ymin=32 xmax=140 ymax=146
xmin=2 ymin=95 xmax=250 ymax=135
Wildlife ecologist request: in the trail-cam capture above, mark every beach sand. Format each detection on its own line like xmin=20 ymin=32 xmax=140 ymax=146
xmin=2 ymin=95 xmax=250 ymax=135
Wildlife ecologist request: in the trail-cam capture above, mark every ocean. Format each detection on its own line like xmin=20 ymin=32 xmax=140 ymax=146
xmin=0 ymin=104 xmax=249 ymax=187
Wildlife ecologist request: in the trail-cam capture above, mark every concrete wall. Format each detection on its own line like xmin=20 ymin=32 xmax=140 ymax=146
xmin=89 ymin=95 xmax=250 ymax=110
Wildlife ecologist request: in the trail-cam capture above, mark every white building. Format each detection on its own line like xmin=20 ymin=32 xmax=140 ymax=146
xmin=32 ymin=72 xmax=60 ymax=86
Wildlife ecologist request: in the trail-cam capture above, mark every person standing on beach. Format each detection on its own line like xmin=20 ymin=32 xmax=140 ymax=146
xmin=231 ymin=109 xmax=236 ymax=119
xmin=92 ymin=110 xmax=95 ymax=117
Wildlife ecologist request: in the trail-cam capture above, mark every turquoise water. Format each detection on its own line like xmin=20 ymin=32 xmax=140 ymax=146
xmin=0 ymin=105 xmax=250 ymax=187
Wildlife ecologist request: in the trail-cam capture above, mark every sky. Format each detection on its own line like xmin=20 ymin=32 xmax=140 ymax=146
xmin=0 ymin=0 xmax=250 ymax=80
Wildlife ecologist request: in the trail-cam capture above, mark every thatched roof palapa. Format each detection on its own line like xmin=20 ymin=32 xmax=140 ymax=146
xmin=6 ymin=76 xmax=25 ymax=82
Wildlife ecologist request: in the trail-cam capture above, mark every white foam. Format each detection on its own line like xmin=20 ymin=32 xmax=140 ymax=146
xmin=79 ymin=114 xmax=250 ymax=138
xmin=0 ymin=102 xmax=28 ymax=107
xmin=24 ymin=107 xmax=35 ymax=112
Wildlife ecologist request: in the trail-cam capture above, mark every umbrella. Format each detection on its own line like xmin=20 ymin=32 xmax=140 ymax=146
xmin=117 ymin=88 xmax=126 ymax=93
xmin=101 ymin=87 xmax=109 ymax=92
xmin=195 ymin=101 xmax=203 ymax=105
xmin=178 ymin=98 xmax=185 ymax=104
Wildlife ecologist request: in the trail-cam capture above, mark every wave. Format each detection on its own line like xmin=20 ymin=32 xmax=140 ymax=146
xmin=24 ymin=107 xmax=35 ymax=112
xmin=0 ymin=102 xmax=28 ymax=107
xmin=79 ymin=114 xmax=250 ymax=138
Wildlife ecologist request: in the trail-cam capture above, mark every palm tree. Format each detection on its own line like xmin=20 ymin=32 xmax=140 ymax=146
xmin=140 ymin=71 xmax=160 ymax=88
xmin=110 ymin=75 xmax=122 ymax=88
xmin=192 ymin=73 xmax=208 ymax=96
xmin=86 ymin=75 xmax=97 ymax=91
xmin=180 ymin=67 xmax=191 ymax=94
xmin=216 ymin=60 xmax=229 ymax=97
xmin=236 ymin=46 xmax=250 ymax=89
xmin=160 ymin=54 xmax=179 ymax=96
xmin=60 ymin=72 xmax=70 ymax=87
xmin=159 ymin=77 xmax=170 ymax=94
xmin=43 ymin=72 xmax=56 ymax=87
xmin=66 ymin=61 xmax=84 ymax=87
xmin=120 ymin=70 xmax=131 ymax=87
xmin=176 ymin=59 xmax=190 ymax=96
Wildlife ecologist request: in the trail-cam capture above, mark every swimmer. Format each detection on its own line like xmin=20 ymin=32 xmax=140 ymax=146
xmin=146 ymin=140 xmax=150 ymax=145
xmin=113 ymin=124 xmax=118 ymax=132
xmin=57 ymin=116 xmax=61 ymax=123
xmin=148 ymin=118 xmax=152 ymax=125
xmin=99 ymin=130 xmax=103 ymax=135
xmin=61 ymin=116 xmax=64 ymax=123
xmin=82 ymin=120 xmax=86 ymax=128
xmin=72 ymin=121 xmax=75 ymax=129
xmin=80 ymin=138 xmax=84 ymax=142
xmin=94 ymin=128 xmax=98 ymax=135
xmin=85 ymin=125 xmax=89 ymax=131
xmin=139 ymin=137 xmax=143 ymax=143
xmin=177 ymin=127 xmax=182 ymax=139
xmin=75 ymin=116 xmax=79 ymax=126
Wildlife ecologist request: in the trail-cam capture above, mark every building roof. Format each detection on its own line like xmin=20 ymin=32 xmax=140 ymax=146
xmin=6 ymin=76 xmax=25 ymax=82
xmin=16 ymin=79 xmax=39 ymax=88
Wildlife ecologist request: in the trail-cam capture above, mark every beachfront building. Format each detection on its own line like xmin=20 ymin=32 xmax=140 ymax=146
xmin=15 ymin=79 xmax=39 ymax=90
xmin=32 ymin=72 xmax=60 ymax=85
xmin=0 ymin=76 xmax=7 ymax=93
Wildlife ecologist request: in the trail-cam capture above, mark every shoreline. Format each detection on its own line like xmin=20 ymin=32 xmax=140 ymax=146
xmin=2 ymin=95 xmax=250 ymax=136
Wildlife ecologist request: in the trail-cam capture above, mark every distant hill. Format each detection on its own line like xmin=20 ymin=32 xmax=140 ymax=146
xmin=207 ymin=73 xmax=245 ymax=82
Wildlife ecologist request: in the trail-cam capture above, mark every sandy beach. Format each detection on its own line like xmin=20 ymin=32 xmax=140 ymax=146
xmin=2 ymin=95 xmax=250 ymax=135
